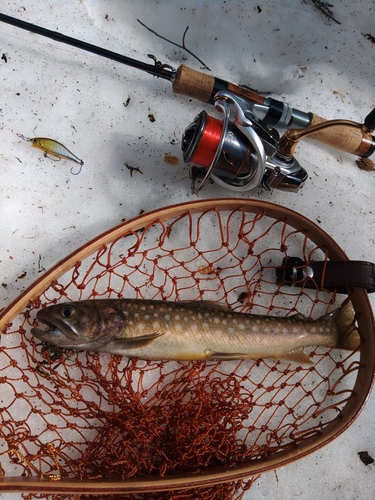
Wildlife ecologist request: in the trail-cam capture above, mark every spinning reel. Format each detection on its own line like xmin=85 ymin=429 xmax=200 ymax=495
xmin=182 ymin=91 xmax=375 ymax=193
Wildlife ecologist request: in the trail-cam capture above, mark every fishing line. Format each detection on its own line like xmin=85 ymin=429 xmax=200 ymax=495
xmin=189 ymin=114 xmax=223 ymax=168
xmin=1 ymin=28 xmax=125 ymax=68
xmin=1 ymin=29 xmax=78 ymax=55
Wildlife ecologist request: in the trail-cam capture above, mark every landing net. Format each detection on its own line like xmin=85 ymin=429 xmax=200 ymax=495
xmin=0 ymin=199 xmax=373 ymax=499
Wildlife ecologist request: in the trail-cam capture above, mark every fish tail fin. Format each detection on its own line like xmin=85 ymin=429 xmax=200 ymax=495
xmin=333 ymin=299 xmax=360 ymax=351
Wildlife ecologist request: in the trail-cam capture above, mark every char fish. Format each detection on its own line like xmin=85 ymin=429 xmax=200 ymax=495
xmin=31 ymin=298 xmax=360 ymax=364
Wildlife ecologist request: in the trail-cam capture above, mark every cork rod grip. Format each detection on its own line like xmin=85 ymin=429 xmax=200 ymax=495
xmin=309 ymin=113 xmax=372 ymax=156
xmin=172 ymin=65 xmax=215 ymax=102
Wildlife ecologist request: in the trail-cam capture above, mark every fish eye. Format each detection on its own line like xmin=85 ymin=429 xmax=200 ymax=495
xmin=60 ymin=305 xmax=77 ymax=318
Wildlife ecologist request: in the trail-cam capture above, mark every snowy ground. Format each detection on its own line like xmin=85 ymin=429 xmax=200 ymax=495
xmin=1 ymin=0 xmax=375 ymax=498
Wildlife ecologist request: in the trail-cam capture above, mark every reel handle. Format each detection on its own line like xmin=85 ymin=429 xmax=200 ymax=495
xmin=308 ymin=113 xmax=375 ymax=157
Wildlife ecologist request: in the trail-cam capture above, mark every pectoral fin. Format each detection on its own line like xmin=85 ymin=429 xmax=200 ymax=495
xmin=114 ymin=332 xmax=165 ymax=349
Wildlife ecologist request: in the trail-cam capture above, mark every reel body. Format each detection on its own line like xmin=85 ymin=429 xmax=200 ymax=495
xmin=182 ymin=92 xmax=308 ymax=193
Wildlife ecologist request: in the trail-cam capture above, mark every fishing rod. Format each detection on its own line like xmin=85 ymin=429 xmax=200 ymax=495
xmin=0 ymin=12 xmax=309 ymax=129
xmin=1 ymin=12 xmax=375 ymax=194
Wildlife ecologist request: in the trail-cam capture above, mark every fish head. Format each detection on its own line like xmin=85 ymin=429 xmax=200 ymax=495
xmin=31 ymin=300 xmax=126 ymax=350
xmin=30 ymin=138 xmax=44 ymax=151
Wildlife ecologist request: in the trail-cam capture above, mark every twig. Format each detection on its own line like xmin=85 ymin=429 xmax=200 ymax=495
xmin=310 ymin=0 xmax=341 ymax=25
xmin=125 ymin=163 xmax=143 ymax=177
xmin=137 ymin=19 xmax=210 ymax=71
xmin=362 ymin=33 xmax=375 ymax=45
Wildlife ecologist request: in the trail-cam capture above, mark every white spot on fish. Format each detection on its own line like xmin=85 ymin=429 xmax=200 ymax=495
xmin=164 ymin=314 xmax=171 ymax=321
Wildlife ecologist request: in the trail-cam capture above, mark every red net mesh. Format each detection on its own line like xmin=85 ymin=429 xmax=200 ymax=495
xmin=0 ymin=205 xmax=365 ymax=499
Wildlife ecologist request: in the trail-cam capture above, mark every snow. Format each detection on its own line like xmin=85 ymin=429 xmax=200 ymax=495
xmin=1 ymin=0 xmax=375 ymax=498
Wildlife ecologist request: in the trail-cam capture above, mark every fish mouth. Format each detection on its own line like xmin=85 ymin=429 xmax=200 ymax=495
xmin=31 ymin=315 xmax=80 ymax=345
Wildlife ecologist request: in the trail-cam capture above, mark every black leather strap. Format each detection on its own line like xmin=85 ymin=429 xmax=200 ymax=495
xmin=276 ymin=257 xmax=375 ymax=294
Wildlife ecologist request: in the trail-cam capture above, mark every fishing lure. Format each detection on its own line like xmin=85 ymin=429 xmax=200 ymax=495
xmin=18 ymin=134 xmax=84 ymax=175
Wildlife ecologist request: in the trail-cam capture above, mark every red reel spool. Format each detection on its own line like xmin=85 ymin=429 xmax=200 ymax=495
xmin=188 ymin=114 xmax=224 ymax=168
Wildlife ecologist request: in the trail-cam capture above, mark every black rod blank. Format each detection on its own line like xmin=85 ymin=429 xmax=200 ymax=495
xmin=0 ymin=12 xmax=175 ymax=80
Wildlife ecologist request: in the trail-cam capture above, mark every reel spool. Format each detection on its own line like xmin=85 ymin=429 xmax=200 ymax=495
xmin=182 ymin=91 xmax=308 ymax=193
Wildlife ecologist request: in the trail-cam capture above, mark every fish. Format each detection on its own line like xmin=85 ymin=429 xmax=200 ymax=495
xmin=31 ymin=298 xmax=360 ymax=364
xmin=18 ymin=134 xmax=84 ymax=174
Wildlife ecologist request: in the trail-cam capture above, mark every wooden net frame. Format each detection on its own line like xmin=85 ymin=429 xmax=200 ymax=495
xmin=0 ymin=198 xmax=374 ymax=497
